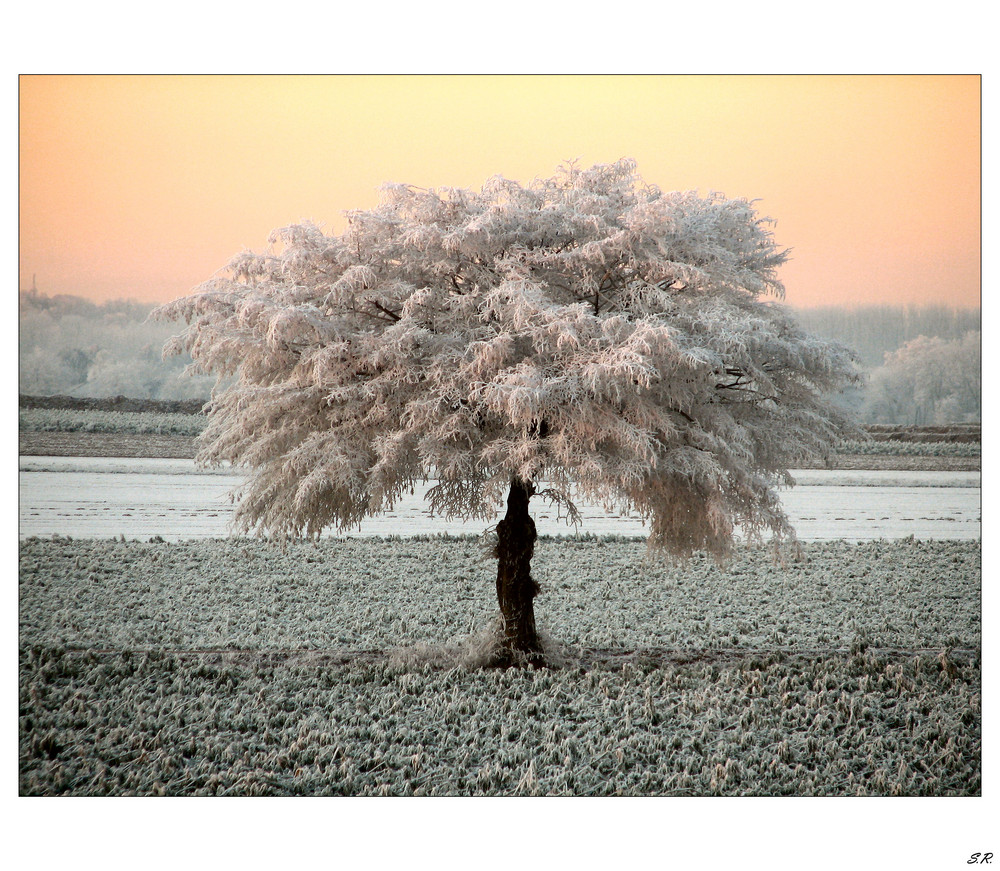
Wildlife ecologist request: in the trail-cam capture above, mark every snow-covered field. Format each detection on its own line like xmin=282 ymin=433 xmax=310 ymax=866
xmin=18 ymin=455 xmax=982 ymax=797
xmin=19 ymin=537 xmax=980 ymax=796
xmin=18 ymin=456 xmax=981 ymax=542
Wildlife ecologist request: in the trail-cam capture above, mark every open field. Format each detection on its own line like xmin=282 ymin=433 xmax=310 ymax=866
xmin=19 ymin=536 xmax=980 ymax=796
xmin=17 ymin=397 xmax=983 ymax=796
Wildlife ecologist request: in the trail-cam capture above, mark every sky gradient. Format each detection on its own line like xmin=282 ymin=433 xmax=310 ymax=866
xmin=19 ymin=74 xmax=981 ymax=309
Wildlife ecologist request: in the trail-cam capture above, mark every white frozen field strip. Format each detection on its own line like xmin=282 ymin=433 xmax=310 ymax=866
xmin=788 ymin=469 xmax=980 ymax=488
xmin=18 ymin=457 xmax=980 ymax=542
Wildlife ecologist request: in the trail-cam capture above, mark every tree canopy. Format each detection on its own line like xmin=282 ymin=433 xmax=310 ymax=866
xmin=158 ymin=159 xmax=860 ymax=559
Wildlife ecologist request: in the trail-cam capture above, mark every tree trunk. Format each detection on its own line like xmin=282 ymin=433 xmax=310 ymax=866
xmin=493 ymin=477 xmax=544 ymax=667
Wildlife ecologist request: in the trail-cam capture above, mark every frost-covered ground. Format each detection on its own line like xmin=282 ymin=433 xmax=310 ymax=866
xmin=19 ymin=408 xmax=207 ymax=436
xmin=19 ymin=537 xmax=980 ymax=796
xmin=18 ymin=457 xmax=981 ymax=541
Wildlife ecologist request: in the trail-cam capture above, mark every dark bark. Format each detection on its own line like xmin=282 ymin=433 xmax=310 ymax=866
xmin=492 ymin=477 xmax=544 ymax=667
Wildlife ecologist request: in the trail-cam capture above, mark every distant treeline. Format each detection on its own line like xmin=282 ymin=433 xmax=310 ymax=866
xmin=19 ymin=289 xmax=218 ymax=401
xmin=18 ymin=289 xmax=980 ymax=425
xmin=794 ymin=304 xmax=980 ymax=368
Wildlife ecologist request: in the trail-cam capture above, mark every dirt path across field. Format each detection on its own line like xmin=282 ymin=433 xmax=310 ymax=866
xmin=19 ymin=432 xmax=198 ymax=459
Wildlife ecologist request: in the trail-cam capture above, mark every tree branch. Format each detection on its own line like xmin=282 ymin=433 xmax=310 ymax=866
xmin=370 ymin=300 xmax=401 ymax=322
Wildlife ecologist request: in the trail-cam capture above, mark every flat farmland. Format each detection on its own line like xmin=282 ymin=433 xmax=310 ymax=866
xmin=19 ymin=537 xmax=980 ymax=796
xmin=18 ymin=403 xmax=982 ymax=797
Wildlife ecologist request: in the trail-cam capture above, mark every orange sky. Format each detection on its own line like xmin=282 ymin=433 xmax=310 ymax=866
xmin=18 ymin=74 xmax=981 ymax=309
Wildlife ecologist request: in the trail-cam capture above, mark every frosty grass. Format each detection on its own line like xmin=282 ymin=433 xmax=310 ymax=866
xmin=19 ymin=408 xmax=206 ymax=437
xmin=20 ymin=536 xmax=980 ymax=796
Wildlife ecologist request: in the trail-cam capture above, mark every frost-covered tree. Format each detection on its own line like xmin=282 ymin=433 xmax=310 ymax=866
xmin=19 ymin=289 xmax=217 ymax=400
xmin=157 ymin=159 xmax=860 ymax=665
xmin=862 ymin=331 xmax=981 ymax=424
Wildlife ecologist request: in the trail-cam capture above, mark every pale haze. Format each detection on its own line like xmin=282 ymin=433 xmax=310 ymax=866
xmin=19 ymin=75 xmax=981 ymax=310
